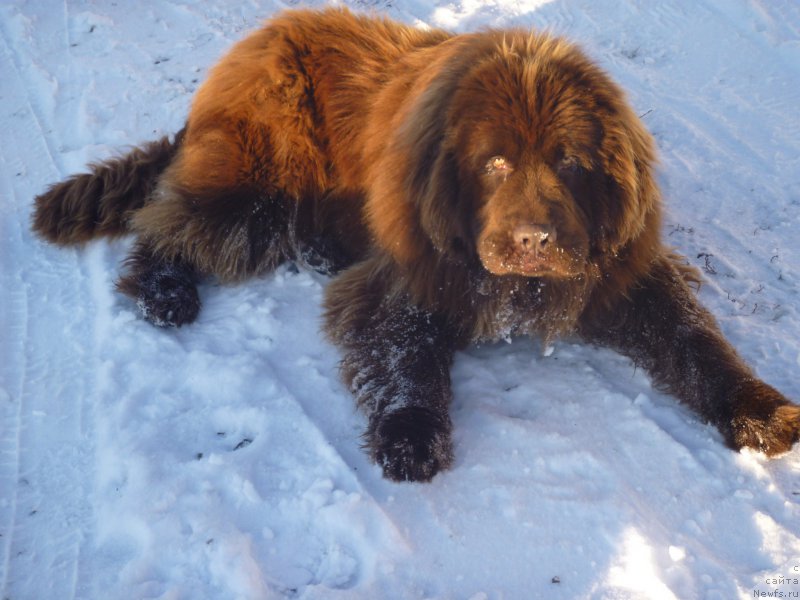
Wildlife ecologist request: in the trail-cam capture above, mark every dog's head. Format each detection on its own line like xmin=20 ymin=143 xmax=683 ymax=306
xmin=366 ymin=31 xmax=660 ymax=280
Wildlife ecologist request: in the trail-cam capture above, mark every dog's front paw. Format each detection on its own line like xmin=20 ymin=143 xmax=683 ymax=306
xmin=727 ymin=379 xmax=800 ymax=456
xmin=368 ymin=406 xmax=453 ymax=482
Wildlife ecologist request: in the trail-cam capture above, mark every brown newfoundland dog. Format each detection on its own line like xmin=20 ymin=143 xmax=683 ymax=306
xmin=32 ymin=8 xmax=800 ymax=481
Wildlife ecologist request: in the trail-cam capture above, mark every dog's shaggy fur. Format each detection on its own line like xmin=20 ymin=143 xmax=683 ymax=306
xmin=32 ymin=8 xmax=799 ymax=481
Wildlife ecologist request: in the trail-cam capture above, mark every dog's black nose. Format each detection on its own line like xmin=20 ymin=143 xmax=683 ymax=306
xmin=513 ymin=223 xmax=556 ymax=253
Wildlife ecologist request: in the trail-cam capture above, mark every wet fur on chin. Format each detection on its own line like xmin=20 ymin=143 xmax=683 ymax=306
xmin=30 ymin=8 xmax=800 ymax=482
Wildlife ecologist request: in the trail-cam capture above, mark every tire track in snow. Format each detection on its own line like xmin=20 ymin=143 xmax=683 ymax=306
xmin=0 ymin=10 xmax=66 ymax=175
xmin=0 ymin=23 xmax=39 ymax=594
xmin=0 ymin=18 xmax=95 ymax=600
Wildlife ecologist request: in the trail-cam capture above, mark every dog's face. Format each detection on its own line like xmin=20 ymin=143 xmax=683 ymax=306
xmin=474 ymin=151 xmax=591 ymax=278
xmin=367 ymin=33 xmax=659 ymax=279
xmin=461 ymin=109 xmax=598 ymax=278
xmin=452 ymin=40 xmax=660 ymax=281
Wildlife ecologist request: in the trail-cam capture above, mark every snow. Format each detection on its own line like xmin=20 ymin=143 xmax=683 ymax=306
xmin=1 ymin=0 xmax=799 ymax=598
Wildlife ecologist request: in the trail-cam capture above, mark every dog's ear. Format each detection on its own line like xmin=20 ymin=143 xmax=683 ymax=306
xmin=412 ymin=142 xmax=465 ymax=258
xmin=594 ymin=95 xmax=662 ymax=255
xmin=365 ymin=36 xmax=490 ymax=268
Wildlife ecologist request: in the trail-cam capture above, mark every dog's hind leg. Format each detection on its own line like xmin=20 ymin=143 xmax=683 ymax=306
xmin=117 ymin=24 xmax=335 ymax=321
xmin=130 ymin=180 xmax=297 ymax=283
xmin=116 ymin=116 xmax=313 ymax=324
xmin=118 ymin=180 xmax=298 ymax=325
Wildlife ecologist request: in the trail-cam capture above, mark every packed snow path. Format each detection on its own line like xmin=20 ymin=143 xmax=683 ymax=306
xmin=1 ymin=1 xmax=799 ymax=598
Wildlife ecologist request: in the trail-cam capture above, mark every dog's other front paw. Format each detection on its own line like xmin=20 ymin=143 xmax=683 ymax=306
xmin=368 ymin=406 xmax=453 ymax=482
xmin=726 ymin=379 xmax=800 ymax=457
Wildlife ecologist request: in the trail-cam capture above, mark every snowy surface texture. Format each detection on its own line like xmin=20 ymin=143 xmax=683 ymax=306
xmin=2 ymin=1 xmax=800 ymax=598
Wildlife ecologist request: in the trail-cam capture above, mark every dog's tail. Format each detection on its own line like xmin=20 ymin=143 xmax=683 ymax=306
xmin=31 ymin=128 xmax=185 ymax=245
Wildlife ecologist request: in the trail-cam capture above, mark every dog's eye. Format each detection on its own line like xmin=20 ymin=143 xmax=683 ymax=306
xmin=557 ymin=155 xmax=582 ymax=173
xmin=485 ymin=155 xmax=513 ymax=176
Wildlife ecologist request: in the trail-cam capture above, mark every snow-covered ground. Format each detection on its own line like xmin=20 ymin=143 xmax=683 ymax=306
xmin=2 ymin=0 xmax=799 ymax=598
